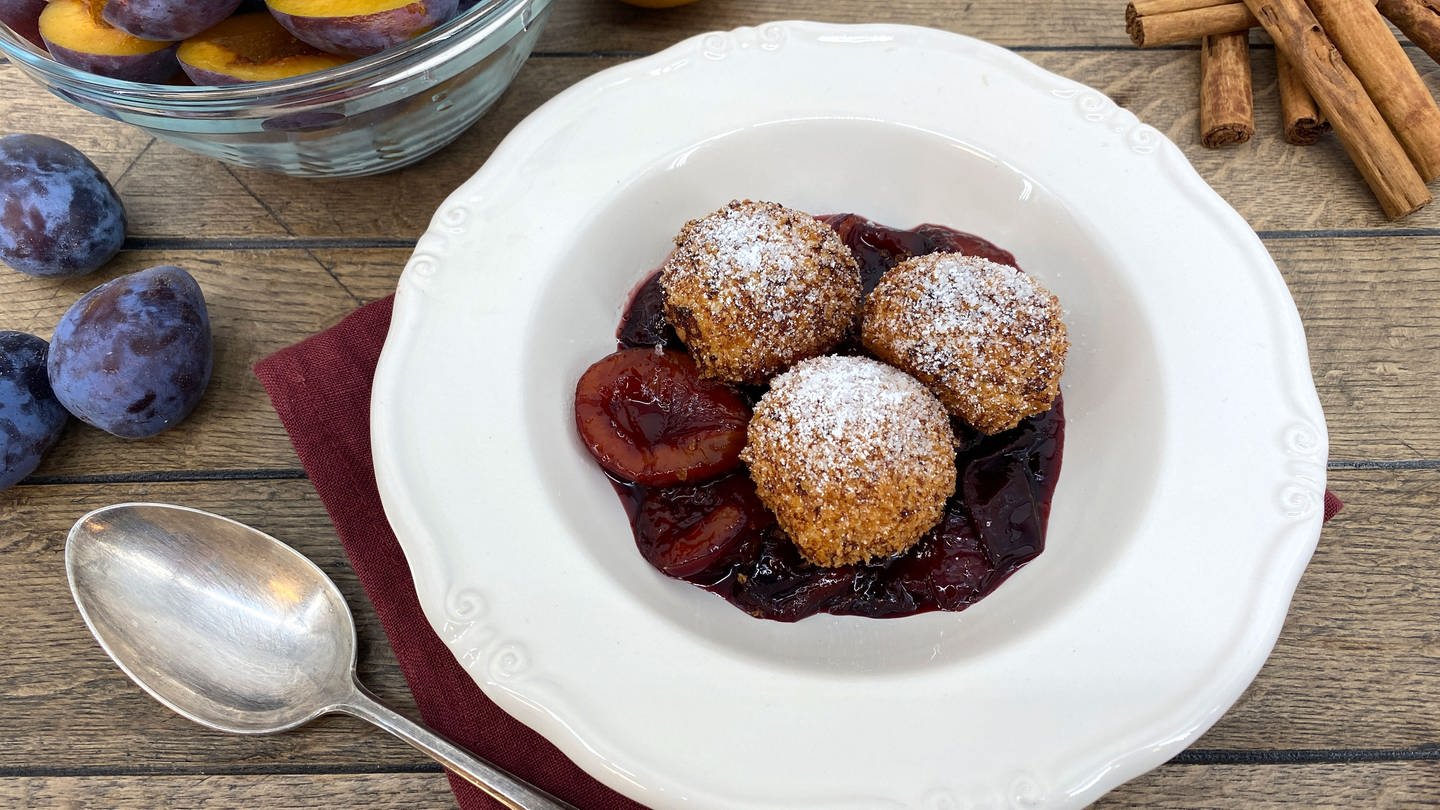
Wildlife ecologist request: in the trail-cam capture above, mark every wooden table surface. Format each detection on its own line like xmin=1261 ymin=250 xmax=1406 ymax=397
xmin=2 ymin=0 xmax=1438 ymax=807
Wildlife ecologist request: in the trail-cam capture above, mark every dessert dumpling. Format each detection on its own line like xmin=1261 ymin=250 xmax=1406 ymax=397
xmin=661 ymin=199 xmax=861 ymax=385
xmin=862 ymin=253 xmax=1067 ymax=434
xmin=741 ymin=355 xmax=956 ymax=567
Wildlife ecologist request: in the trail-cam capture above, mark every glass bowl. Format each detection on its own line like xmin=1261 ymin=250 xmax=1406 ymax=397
xmin=0 ymin=0 xmax=554 ymax=177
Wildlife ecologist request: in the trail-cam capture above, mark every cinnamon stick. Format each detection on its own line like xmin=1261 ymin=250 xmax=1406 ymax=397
xmin=1376 ymin=0 xmax=1440 ymax=71
xmin=1310 ymin=0 xmax=1440 ymax=180
xmin=1126 ymin=0 xmax=1378 ymax=46
xmin=1242 ymin=0 xmax=1430 ymax=218
xmin=1199 ymin=32 xmax=1255 ymax=147
xmin=1276 ymin=50 xmax=1330 ymax=145
xmin=1127 ymin=3 xmax=1256 ymax=46
xmin=1130 ymin=0 xmax=1240 ymax=16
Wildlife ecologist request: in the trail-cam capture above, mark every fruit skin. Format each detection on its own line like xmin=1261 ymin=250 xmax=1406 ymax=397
xmin=38 ymin=0 xmax=180 ymax=83
xmin=0 ymin=331 xmax=69 ymax=491
xmin=48 ymin=265 xmax=213 ymax=439
xmin=0 ymin=134 xmax=127 ymax=279
xmin=633 ymin=475 xmax=770 ymax=583
xmin=102 ymin=0 xmax=244 ymax=42
xmin=266 ymin=0 xmax=460 ymax=56
xmin=44 ymin=38 xmax=181 ymax=82
xmin=0 ymin=0 xmax=47 ymax=47
xmin=574 ymin=348 xmax=750 ymax=487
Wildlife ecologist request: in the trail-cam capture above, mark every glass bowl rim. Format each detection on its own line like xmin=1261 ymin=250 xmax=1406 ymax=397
xmin=0 ymin=0 xmax=548 ymax=107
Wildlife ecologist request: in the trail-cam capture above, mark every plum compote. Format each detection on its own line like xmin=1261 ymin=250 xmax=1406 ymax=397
xmin=575 ymin=214 xmax=1064 ymax=622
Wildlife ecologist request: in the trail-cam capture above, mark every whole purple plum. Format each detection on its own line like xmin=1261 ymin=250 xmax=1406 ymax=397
xmin=48 ymin=265 xmax=213 ymax=439
xmin=0 ymin=0 xmax=46 ymax=47
xmin=0 ymin=134 xmax=127 ymax=278
xmin=0 ymin=331 xmax=69 ymax=491
xmin=103 ymin=0 xmax=244 ymax=42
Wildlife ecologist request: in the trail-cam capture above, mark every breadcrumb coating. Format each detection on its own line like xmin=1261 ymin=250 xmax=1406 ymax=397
xmin=661 ymin=200 xmax=861 ymax=385
xmin=741 ymin=355 xmax=956 ymax=567
xmin=862 ymin=253 xmax=1067 ymax=434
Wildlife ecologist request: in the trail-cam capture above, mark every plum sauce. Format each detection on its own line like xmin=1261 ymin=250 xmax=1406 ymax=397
xmin=601 ymin=214 xmax=1064 ymax=622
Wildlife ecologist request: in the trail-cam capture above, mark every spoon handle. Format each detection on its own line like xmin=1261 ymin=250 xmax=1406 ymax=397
xmin=340 ymin=681 xmax=578 ymax=810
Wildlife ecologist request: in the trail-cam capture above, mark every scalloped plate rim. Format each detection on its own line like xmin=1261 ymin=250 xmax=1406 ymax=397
xmin=372 ymin=20 xmax=1328 ymax=809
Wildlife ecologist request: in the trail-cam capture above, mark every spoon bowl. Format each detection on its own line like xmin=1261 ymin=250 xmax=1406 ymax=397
xmin=68 ymin=503 xmax=354 ymax=733
xmin=67 ymin=502 xmax=572 ymax=810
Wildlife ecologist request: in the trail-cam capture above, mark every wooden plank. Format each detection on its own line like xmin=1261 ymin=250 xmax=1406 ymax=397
xmin=90 ymin=58 xmax=610 ymax=241
xmin=0 ymin=468 xmax=1433 ymax=772
xmin=1198 ymin=468 xmax=1440 ymax=748
xmin=1 ymin=231 xmax=1433 ymax=481
xmin=0 ymin=248 xmax=370 ymax=477
xmin=10 ymin=48 xmax=1440 ymax=238
xmin=1274 ymin=238 xmax=1440 ymax=461
xmin=0 ymin=759 xmax=1435 ymax=808
xmin=536 ymin=0 xmax=1138 ymax=53
xmin=0 ymin=773 xmax=455 ymax=808
xmin=0 ymin=481 xmax=425 ymax=769
xmin=1099 ymin=760 xmax=1440 ymax=807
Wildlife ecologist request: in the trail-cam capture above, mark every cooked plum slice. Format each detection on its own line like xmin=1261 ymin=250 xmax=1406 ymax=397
xmin=0 ymin=134 xmax=126 ymax=279
xmin=178 ymin=13 xmax=352 ymax=85
xmin=890 ymin=507 xmax=993 ymax=612
xmin=48 ymin=265 xmax=213 ymax=439
xmin=265 ymin=0 xmax=459 ymax=56
xmin=39 ymin=0 xmax=180 ymax=83
xmin=0 ymin=0 xmax=47 ymax=47
xmin=634 ymin=475 xmax=772 ymax=582
xmin=0 ymin=331 xmax=69 ymax=492
xmin=103 ymin=0 xmax=243 ymax=42
xmin=575 ymin=348 xmax=749 ymax=486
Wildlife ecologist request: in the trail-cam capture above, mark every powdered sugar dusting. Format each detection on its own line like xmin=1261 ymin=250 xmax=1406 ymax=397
xmin=862 ymin=253 xmax=1067 ymax=434
xmin=907 ymin=256 xmax=1054 ymax=374
xmin=698 ymin=207 xmax=799 ymax=294
xmin=759 ymin=356 xmax=950 ymax=487
xmin=660 ymin=200 xmax=861 ymax=384
xmin=742 ymin=355 xmax=956 ymax=566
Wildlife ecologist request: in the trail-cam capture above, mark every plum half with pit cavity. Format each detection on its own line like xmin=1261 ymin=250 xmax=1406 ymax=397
xmin=39 ymin=0 xmax=179 ymax=82
xmin=178 ymin=12 xmax=352 ymax=85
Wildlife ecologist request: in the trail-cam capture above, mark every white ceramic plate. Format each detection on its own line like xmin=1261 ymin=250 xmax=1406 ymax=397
xmin=372 ymin=21 xmax=1328 ymax=809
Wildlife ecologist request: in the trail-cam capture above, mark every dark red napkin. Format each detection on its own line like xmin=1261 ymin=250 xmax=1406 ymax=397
xmin=254 ymin=295 xmax=646 ymax=810
xmin=254 ymin=295 xmax=1343 ymax=810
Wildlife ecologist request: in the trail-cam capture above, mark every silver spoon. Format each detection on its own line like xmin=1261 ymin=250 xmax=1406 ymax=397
xmin=66 ymin=502 xmax=575 ymax=810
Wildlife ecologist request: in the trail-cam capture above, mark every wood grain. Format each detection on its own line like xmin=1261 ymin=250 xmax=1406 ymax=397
xmin=0 ymin=773 xmax=456 ymax=808
xmin=0 ymin=469 xmax=1431 ymax=774
xmin=1099 ymin=761 xmax=1440 ymax=807
xmin=0 ymin=234 xmax=1434 ymax=482
xmin=13 ymin=49 xmax=1440 ymax=234
xmin=0 ymin=481 xmax=424 ymax=769
xmin=0 ymin=249 xmax=366 ymax=476
xmin=534 ymin=0 xmax=1137 ymax=52
xmin=2 ymin=761 xmax=1437 ymax=808
xmin=1199 ymin=469 xmax=1440 ymax=748
xmin=2 ymin=0 xmax=1436 ymax=806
